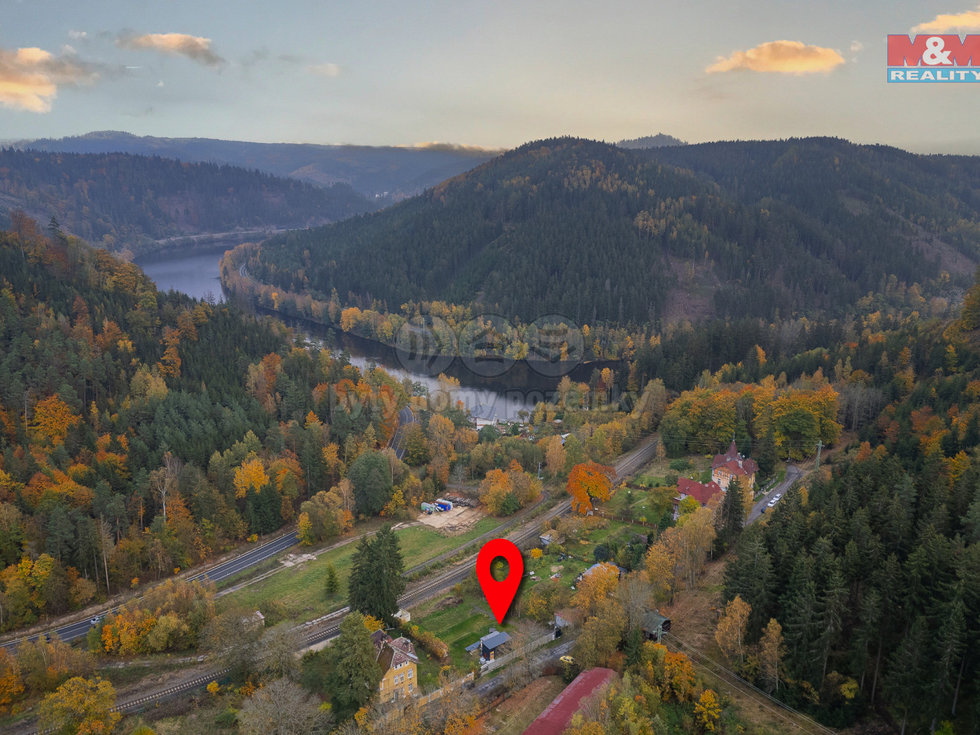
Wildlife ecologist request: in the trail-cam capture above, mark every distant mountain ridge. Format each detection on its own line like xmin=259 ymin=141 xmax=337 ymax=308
xmin=245 ymin=136 xmax=980 ymax=326
xmin=0 ymin=148 xmax=373 ymax=255
xmin=20 ymin=131 xmax=499 ymax=202
xmin=616 ymin=133 xmax=685 ymax=149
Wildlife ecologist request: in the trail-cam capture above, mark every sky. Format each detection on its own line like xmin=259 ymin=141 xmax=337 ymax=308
xmin=1 ymin=0 xmax=979 ymax=153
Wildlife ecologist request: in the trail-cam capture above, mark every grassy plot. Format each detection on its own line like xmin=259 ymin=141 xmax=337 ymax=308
xmin=218 ymin=517 xmax=499 ymax=623
xmin=410 ymin=586 xmax=502 ymax=675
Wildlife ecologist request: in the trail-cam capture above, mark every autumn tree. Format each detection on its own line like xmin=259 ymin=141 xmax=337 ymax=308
xmin=566 ymin=461 xmax=615 ymax=514
xmin=571 ymin=562 xmax=620 ymax=616
xmin=694 ymin=689 xmax=721 ymax=732
xmin=758 ymin=617 xmax=784 ymax=694
xmin=715 ymin=595 xmax=751 ymax=669
xmin=28 ymin=395 xmax=80 ymax=448
xmin=0 ymin=648 xmax=24 ymax=714
xmin=38 ymin=676 xmax=120 ymax=735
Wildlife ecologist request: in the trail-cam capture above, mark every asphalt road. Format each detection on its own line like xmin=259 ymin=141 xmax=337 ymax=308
xmin=0 ymin=531 xmax=300 ymax=652
xmin=747 ymin=464 xmax=801 ymax=524
xmin=1 ymin=403 xmax=426 ymax=652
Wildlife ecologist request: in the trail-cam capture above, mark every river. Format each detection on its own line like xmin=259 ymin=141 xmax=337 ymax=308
xmin=138 ymin=248 xmax=541 ymax=421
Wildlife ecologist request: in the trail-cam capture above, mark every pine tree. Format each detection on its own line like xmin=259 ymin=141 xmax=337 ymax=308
xmin=717 ymin=478 xmax=745 ymax=553
xmin=324 ymin=563 xmax=338 ymax=597
xmin=347 ymin=526 xmax=405 ymax=623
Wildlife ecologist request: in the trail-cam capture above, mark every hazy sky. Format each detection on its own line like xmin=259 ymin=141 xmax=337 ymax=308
xmin=1 ymin=0 xmax=979 ymax=153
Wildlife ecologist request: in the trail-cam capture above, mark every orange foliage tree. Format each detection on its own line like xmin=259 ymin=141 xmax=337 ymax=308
xmin=566 ymin=461 xmax=615 ymax=514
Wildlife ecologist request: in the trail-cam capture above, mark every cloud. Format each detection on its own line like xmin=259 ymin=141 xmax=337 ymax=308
xmin=913 ymin=5 xmax=980 ymax=32
xmin=119 ymin=32 xmax=224 ymax=66
xmin=0 ymin=46 xmax=100 ymax=112
xmin=68 ymin=30 xmax=88 ymax=40
xmin=706 ymin=40 xmax=845 ymax=74
xmin=850 ymin=40 xmax=864 ymax=54
xmin=307 ymin=62 xmax=341 ymax=78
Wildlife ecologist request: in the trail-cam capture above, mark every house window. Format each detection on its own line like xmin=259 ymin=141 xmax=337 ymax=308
xmin=407 ymin=670 xmax=413 ymax=678
xmin=408 ymin=683 xmax=413 ymax=692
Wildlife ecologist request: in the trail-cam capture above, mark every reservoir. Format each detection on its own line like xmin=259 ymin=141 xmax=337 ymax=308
xmin=138 ymin=247 xmax=541 ymax=421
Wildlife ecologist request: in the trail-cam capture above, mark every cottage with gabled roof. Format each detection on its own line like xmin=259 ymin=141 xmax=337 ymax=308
xmin=711 ymin=440 xmax=758 ymax=491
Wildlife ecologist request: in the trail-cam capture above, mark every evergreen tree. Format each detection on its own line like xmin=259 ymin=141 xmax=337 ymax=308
xmin=324 ymin=563 xmax=338 ymax=597
xmin=347 ymin=450 xmax=393 ymax=517
xmin=328 ymin=611 xmax=381 ymax=719
xmin=347 ymin=526 xmax=405 ymax=623
xmin=716 ymin=478 xmax=745 ymax=553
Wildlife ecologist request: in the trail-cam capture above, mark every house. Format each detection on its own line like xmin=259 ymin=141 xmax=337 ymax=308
xmin=576 ymin=562 xmax=624 ymax=584
xmin=539 ymin=530 xmax=565 ymax=547
xmin=465 ymin=629 xmax=511 ymax=661
xmin=711 ymin=440 xmax=758 ymax=491
xmin=522 ymin=667 xmax=617 ymax=735
xmin=641 ymin=609 xmax=672 ymax=641
xmin=371 ymin=629 xmax=419 ymax=702
xmin=672 ymin=477 xmax=723 ymax=519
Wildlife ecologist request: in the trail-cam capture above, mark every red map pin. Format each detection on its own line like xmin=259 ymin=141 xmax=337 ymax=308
xmin=476 ymin=538 xmax=524 ymax=625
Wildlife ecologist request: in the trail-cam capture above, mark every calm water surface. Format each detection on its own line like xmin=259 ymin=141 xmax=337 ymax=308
xmin=138 ymin=249 xmax=538 ymax=421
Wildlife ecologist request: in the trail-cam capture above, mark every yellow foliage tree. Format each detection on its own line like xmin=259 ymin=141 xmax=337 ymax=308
xmin=571 ymin=562 xmax=620 ymax=616
xmin=38 ymin=676 xmax=120 ymax=735
xmin=28 ymin=395 xmax=80 ymax=448
xmin=694 ymin=688 xmax=721 ymax=732
xmin=234 ymin=456 xmax=269 ymax=499
xmin=715 ymin=595 xmax=751 ymax=666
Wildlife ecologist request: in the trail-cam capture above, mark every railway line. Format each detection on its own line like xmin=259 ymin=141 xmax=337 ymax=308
xmin=16 ymin=437 xmax=659 ymax=731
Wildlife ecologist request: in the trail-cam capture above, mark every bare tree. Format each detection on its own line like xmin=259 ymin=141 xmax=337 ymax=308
xmin=149 ymin=452 xmax=182 ymax=523
xmin=616 ymin=570 xmax=653 ymax=633
xmin=259 ymin=623 xmax=303 ymax=680
xmin=238 ymin=678 xmax=330 ymax=735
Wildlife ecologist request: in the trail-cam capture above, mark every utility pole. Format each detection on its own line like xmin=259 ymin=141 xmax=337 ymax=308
xmin=815 ymin=439 xmax=823 ymax=470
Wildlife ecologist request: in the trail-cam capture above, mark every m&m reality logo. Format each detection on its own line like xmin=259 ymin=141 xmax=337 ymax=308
xmin=887 ymin=35 xmax=980 ymax=82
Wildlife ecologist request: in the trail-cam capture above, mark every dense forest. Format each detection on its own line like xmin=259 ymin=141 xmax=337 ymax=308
xmin=0 ymin=215 xmax=428 ymax=631
xmin=0 ymin=148 xmax=372 ymax=256
xmin=241 ymin=136 xmax=980 ymax=331
xmin=21 ymin=131 xmax=497 ymax=201
xmin=717 ymin=288 xmax=980 ymax=733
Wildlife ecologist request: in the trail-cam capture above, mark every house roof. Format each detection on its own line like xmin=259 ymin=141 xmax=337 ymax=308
xmin=642 ymin=609 xmax=669 ymax=633
xmin=372 ymin=630 xmax=417 ymax=674
xmin=481 ymin=630 xmax=511 ymax=650
xmin=676 ymin=477 xmax=723 ymax=506
xmin=521 ymin=667 xmax=617 ymax=735
xmin=712 ymin=441 xmax=759 ymax=475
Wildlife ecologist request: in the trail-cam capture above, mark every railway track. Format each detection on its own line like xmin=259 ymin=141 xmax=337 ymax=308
xmin=19 ymin=437 xmax=659 ymax=731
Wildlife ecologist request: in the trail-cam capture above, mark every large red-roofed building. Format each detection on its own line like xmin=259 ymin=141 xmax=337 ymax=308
xmin=522 ymin=667 xmax=617 ymax=735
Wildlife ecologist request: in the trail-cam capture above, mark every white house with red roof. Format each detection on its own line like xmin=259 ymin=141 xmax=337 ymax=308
xmin=672 ymin=477 xmax=724 ymax=520
xmin=711 ymin=441 xmax=758 ymax=491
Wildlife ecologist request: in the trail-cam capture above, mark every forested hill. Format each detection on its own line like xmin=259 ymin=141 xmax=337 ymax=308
xmin=0 ymin=216 xmax=418 ymax=632
xmin=0 ymin=148 xmax=373 ymax=256
xmin=20 ymin=131 xmax=497 ymax=202
xmin=247 ymin=136 xmax=980 ymax=327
